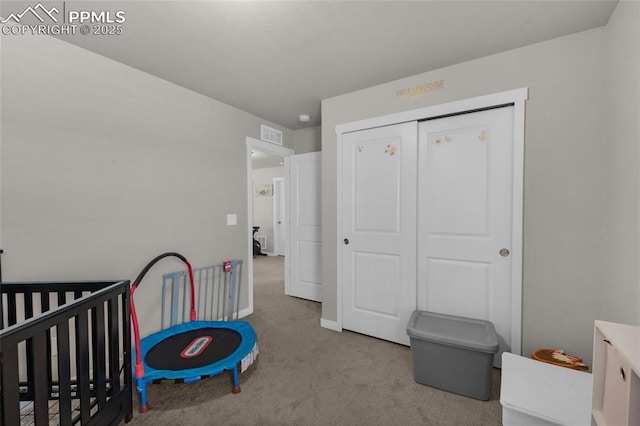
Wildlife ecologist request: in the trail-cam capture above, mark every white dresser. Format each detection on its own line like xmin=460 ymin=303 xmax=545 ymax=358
xmin=591 ymin=321 xmax=640 ymax=426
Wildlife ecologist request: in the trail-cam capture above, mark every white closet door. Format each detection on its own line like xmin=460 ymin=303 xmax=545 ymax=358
xmin=342 ymin=122 xmax=417 ymax=345
xmin=418 ymin=106 xmax=515 ymax=364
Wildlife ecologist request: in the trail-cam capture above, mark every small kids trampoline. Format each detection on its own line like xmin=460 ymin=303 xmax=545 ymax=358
xmin=130 ymin=252 xmax=258 ymax=413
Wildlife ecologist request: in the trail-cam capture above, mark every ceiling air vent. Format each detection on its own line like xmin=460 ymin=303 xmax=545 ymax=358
xmin=261 ymin=124 xmax=283 ymax=146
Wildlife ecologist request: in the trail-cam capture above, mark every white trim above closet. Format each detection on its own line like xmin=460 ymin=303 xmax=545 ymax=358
xmin=336 ymin=87 xmax=527 ymax=134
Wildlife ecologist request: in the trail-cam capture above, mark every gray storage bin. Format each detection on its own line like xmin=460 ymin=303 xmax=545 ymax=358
xmin=406 ymin=310 xmax=499 ymax=400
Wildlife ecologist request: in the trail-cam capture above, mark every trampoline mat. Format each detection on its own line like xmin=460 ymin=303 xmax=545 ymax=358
xmin=145 ymin=327 xmax=242 ymax=371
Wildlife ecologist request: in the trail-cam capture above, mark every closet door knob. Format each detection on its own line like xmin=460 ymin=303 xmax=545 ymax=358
xmin=499 ymin=248 xmax=510 ymax=257
xmin=344 ymin=238 xmax=350 ymax=245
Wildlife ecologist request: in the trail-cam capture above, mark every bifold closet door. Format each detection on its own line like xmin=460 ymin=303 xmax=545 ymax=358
xmin=342 ymin=122 xmax=417 ymax=346
xmin=418 ymin=106 xmax=515 ymax=364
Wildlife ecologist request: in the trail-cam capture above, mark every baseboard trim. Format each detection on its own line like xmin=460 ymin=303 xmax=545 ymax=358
xmin=238 ymin=307 xmax=253 ymax=319
xmin=320 ymin=318 xmax=341 ymax=332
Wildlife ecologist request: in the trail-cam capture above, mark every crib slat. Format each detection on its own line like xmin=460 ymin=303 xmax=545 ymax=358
xmin=217 ymin=265 xmax=223 ymax=320
xmin=226 ymin=267 xmax=234 ymax=320
xmin=201 ymin=268 xmax=209 ymax=320
xmin=208 ymin=266 xmax=215 ymax=320
xmin=40 ymin=291 xmax=50 ymax=312
xmin=75 ymin=309 xmax=91 ymax=423
xmin=236 ymin=260 xmax=243 ymax=319
xmin=222 ymin=267 xmax=228 ymax=320
xmin=171 ymin=273 xmax=181 ymax=327
xmin=24 ymin=291 xmax=33 ymax=319
xmin=7 ymin=291 xmax=17 ymax=326
xmin=24 ymin=292 xmax=35 ymax=399
xmin=107 ymin=298 xmax=121 ymax=395
xmin=161 ymin=275 xmax=168 ymax=330
xmin=182 ymin=271 xmax=189 ymax=323
xmin=1 ymin=340 xmax=21 ymax=426
xmin=57 ymin=320 xmax=73 ymax=426
xmin=32 ymin=332 xmax=49 ymax=425
xmin=215 ymin=266 xmax=222 ymax=320
xmin=41 ymin=292 xmax=54 ymax=397
xmin=92 ymin=303 xmax=107 ymax=408
xmin=195 ymin=268 xmax=202 ymax=318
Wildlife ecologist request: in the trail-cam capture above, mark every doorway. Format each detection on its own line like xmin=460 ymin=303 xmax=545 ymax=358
xmin=252 ymin=155 xmax=284 ymax=257
xmin=246 ymin=137 xmax=294 ymax=315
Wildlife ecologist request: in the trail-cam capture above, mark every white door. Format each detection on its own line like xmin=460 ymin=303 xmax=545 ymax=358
xmin=273 ymin=178 xmax=286 ymax=256
xmin=418 ymin=107 xmax=514 ymax=365
xmin=286 ymin=152 xmax=322 ymax=302
xmin=342 ymin=122 xmax=417 ymax=345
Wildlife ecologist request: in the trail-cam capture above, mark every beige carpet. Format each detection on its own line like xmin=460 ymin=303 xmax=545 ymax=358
xmin=128 ymin=256 xmax=503 ymax=425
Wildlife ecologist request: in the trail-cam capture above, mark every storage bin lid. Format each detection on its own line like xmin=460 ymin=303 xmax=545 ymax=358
xmin=406 ymin=310 xmax=499 ymax=353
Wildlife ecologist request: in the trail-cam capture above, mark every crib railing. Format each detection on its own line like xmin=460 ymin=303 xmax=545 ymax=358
xmin=161 ymin=260 xmax=243 ymax=329
xmin=1 ymin=280 xmax=132 ymax=426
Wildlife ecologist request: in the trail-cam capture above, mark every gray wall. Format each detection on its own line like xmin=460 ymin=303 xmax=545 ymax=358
xmin=294 ymin=126 xmax=321 ymax=153
xmin=0 ymin=33 xmax=293 ymax=336
xmin=322 ymin=18 xmax=638 ymax=365
xmin=602 ymin=1 xmax=640 ymax=325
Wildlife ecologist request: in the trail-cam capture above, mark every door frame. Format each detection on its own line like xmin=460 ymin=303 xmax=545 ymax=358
xmin=334 ymin=88 xmax=528 ymax=354
xmin=246 ymin=137 xmax=294 ymax=316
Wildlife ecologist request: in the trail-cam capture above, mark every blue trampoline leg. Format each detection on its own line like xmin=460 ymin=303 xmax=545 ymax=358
xmin=137 ymin=378 xmax=150 ymax=413
xmin=232 ymin=366 xmax=241 ymax=394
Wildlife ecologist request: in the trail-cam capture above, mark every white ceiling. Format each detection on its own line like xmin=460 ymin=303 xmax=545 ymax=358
xmin=5 ymin=1 xmax=619 ymax=130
